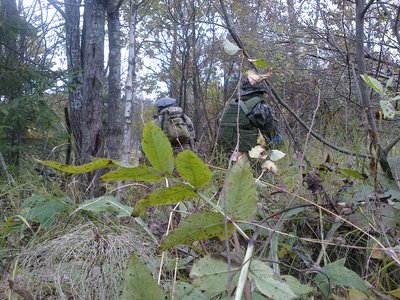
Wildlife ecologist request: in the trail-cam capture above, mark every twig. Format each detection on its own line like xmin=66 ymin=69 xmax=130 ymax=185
xmin=217 ymin=0 xmax=371 ymax=159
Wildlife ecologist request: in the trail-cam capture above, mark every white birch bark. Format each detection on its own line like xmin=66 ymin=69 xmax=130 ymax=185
xmin=122 ymin=1 xmax=138 ymax=163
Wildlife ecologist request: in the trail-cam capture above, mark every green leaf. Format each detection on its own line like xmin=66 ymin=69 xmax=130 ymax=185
xmin=159 ymin=212 xmax=233 ymax=252
xmin=190 ymin=254 xmax=241 ymax=298
xmin=386 ymin=76 xmax=394 ymax=89
xmin=387 ymin=289 xmax=400 ymax=297
xmin=249 ymin=260 xmax=297 ymax=300
xmin=222 ymin=38 xmax=241 ymax=55
xmin=339 ymin=168 xmax=368 ymax=180
xmin=224 ymin=157 xmax=257 ymax=220
xmin=37 ymin=158 xmax=117 ymax=174
xmin=361 ymin=74 xmax=384 ymax=95
xmin=281 ymin=275 xmax=314 ymax=296
xmin=248 ymin=58 xmax=271 ymax=69
xmin=176 ymin=150 xmax=213 ymax=190
xmin=100 ymin=165 xmax=164 ymax=182
xmin=79 ymin=196 xmax=133 ymax=217
xmin=315 ymin=258 xmax=368 ymax=293
xmin=21 ymin=195 xmax=73 ymax=229
xmin=174 ymin=282 xmax=208 ymax=300
xmin=121 ymin=253 xmax=164 ymax=300
xmin=132 ymin=184 xmax=198 ymax=217
xmin=142 ymin=121 xmax=174 ymax=175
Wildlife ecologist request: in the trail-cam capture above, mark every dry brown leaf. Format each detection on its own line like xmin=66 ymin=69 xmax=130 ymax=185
xmin=246 ymin=69 xmax=273 ymax=85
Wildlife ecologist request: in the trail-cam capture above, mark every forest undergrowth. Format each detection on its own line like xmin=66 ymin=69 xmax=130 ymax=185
xmin=1 ymin=121 xmax=400 ymax=300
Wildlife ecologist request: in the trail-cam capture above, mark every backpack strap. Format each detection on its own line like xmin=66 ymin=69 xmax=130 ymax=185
xmin=160 ymin=111 xmax=168 ymax=130
xmin=238 ymin=99 xmax=259 ymax=126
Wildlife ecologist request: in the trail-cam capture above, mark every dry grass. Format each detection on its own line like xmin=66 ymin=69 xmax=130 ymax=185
xmin=1 ymin=221 xmax=158 ymax=300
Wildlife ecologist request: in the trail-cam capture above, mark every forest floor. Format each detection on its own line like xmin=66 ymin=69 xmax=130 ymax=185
xmin=1 ymin=123 xmax=400 ymax=300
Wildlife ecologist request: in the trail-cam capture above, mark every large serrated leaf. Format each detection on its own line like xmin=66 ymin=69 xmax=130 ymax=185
xmin=78 ymin=196 xmax=133 ymax=217
xmin=224 ymin=158 xmax=257 ymax=221
xmin=37 ymin=158 xmax=117 ymax=174
xmin=121 ymin=253 xmax=164 ymax=300
xmin=281 ymin=275 xmax=314 ymax=297
xmin=159 ymin=212 xmax=233 ymax=252
xmin=142 ymin=121 xmax=174 ymax=175
xmin=21 ymin=195 xmax=73 ymax=229
xmin=249 ymin=260 xmax=297 ymax=300
xmin=315 ymin=258 xmax=368 ymax=293
xmin=132 ymin=184 xmax=198 ymax=217
xmin=174 ymin=282 xmax=208 ymax=300
xmin=100 ymin=165 xmax=164 ymax=181
xmin=176 ymin=150 xmax=213 ymax=190
xmin=190 ymin=254 xmax=241 ymax=298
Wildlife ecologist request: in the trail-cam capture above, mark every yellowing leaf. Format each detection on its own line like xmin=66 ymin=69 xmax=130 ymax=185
xmin=222 ymin=38 xmax=241 ymax=55
xmin=262 ymin=160 xmax=278 ymax=174
xmin=246 ymin=69 xmax=273 ymax=85
xmin=158 ymin=212 xmax=233 ymax=253
xmin=176 ymin=150 xmax=213 ymax=190
xmin=248 ymin=58 xmax=271 ymax=69
xmin=269 ymin=150 xmax=286 ymax=161
xmin=37 ymin=158 xmax=117 ymax=174
xmin=132 ymin=184 xmax=198 ymax=217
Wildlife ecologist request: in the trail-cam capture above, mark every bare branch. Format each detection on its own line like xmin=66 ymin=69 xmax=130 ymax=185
xmin=217 ymin=0 xmax=371 ymax=159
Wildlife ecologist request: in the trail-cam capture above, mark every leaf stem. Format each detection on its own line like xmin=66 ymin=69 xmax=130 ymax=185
xmin=234 ymin=239 xmax=254 ymax=300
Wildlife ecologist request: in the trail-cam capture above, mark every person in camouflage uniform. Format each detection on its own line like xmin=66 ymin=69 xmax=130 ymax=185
xmin=218 ymin=79 xmax=282 ymax=153
xmin=153 ymin=97 xmax=195 ymax=152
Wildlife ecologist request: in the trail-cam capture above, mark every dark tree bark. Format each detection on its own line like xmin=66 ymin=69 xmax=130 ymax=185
xmin=106 ymin=1 xmax=122 ymax=160
xmin=65 ymin=0 xmax=82 ymax=160
xmin=78 ymin=0 xmax=106 ymax=195
xmin=1 ymin=0 xmax=21 ymax=166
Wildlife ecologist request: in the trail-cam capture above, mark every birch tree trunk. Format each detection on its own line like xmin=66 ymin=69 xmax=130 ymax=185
xmin=122 ymin=0 xmax=138 ymax=163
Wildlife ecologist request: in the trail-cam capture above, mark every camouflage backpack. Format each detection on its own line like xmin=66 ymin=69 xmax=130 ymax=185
xmin=159 ymin=107 xmax=191 ymax=145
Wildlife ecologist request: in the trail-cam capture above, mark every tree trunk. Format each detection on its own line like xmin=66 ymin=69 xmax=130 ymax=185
xmin=80 ymin=0 xmax=106 ymax=195
xmin=107 ymin=2 xmax=122 ymax=160
xmin=65 ymin=0 xmax=82 ymax=161
xmin=2 ymin=0 xmax=21 ymax=166
xmin=121 ymin=0 xmax=138 ymax=163
xmin=355 ymin=0 xmax=393 ymax=179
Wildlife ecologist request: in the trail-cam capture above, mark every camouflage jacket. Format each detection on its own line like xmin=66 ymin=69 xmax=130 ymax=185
xmin=219 ymin=92 xmax=282 ymax=152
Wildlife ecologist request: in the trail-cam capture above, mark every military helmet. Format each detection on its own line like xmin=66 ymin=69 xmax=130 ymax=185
xmin=240 ymin=79 xmax=267 ymax=96
xmin=154 ymin=96 xmax=177 ymax=108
